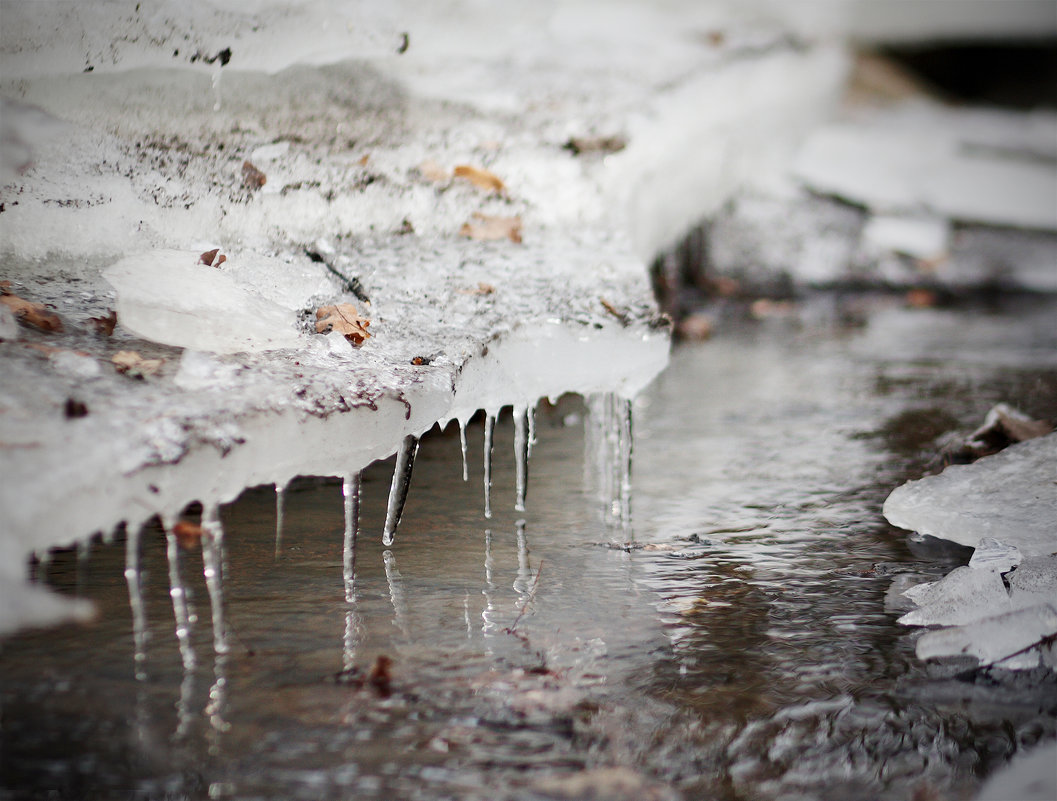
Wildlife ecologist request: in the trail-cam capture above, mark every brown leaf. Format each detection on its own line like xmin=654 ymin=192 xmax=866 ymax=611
xmin=0 ymin=293 xmax=63 ymax=332
xmin=315 ymin=304 xmax=371 ymax=345
xmin=459 ymin=213 xmax=522 ymax=243
xmin=64 ymin=398 xmax=89 ymax=419
xmin=242 ymin=160 xmax=267 ymax=190
xmin=199 ymin=248 xmax=227 ymax=268
xmin=367 ymin=654 xmax=393 ymax=696
xmin=112 ymin=350 xmax=163 ymax=378
xmin=417 ymin=160 xmax=449 ymax=182
xmin=453 ymin=164 xmax=505 ymax=193
xmin=172 ymin=520 xmax=204 ymax=549
xmin=90 ymin=310 xmax=117 ymax=336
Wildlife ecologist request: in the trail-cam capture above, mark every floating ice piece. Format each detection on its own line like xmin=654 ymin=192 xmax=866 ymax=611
xmin=884 ymin=433 xmax=1057 ymax=558
xmin=794 ymin=108 xmax=1057 ymax=231
xmin=105 ymin=250 xmax=303 ymax=354
xmin=861 ymin=214 xmax=949 ymax=260
xmin=968 ymin=537 xmax=1022 ymax=573
xmin=915 ymin=604 xmax=1057 ymax=668
xmin=898 ymin=566 xmax=1011 ymax=627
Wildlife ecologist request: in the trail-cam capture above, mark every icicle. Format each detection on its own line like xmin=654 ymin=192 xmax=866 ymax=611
xmin=174 ymin=667 xmax=196 ymax=741
xmin=513 ymin=405 xmax=530 ymax=512
xmin=343 ymin=473 xmax=362 ymax=672
xmin=206 ymin=652 xmax=230 ymax=740
xmin=125 ymin=524 xmax=149 ymax=681
xmin=383 ymin=549 xmax=409 ymax=637
xmin=483 ymin=412 xmax=496 ymax=519
xmin=459 ymin=420 xmax=469 ymax=482
xmin=274 ymin=483 xmax=287 ymax=561
xmin=382 ymin=435 xmax=419 ymax=547
xmin=527 ymin=403 xmax=537 ymax=458
xmin=201 ymin=504 xmax=230 ymax=655
xmin=75 ymin=538 xmax=90 ymax=597
xmin=164 ymin=515 xmax=197 ymax=672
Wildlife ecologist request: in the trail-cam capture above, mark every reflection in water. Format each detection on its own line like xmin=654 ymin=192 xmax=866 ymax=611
xmin=4 ymin=300 xmax=1056 ymax=801
xmin=124 ymin=523 xmax=148 ymax=681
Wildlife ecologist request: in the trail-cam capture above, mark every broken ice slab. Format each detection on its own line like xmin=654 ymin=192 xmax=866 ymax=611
xmin=0 ymin=577 xmax=94 ymax=637
xmin=793 ymin=104 xmax=1057 ymax=232
xmin=967 ymin=537 xmax=1022 ymax=573
xmin=1009 ymin=555 xmax=1057 ymax=611
xmin=105 ymin=250 xmax=304 ymax=354
xmin=897 ymin=566 xmax=1012 ymax=627
xmin=883 ymin=433 xmax=1057 ymax=558
xmin=915 ymin=604 xmax=1057 ymax=669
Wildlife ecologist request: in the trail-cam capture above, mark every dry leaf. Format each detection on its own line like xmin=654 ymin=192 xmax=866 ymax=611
xmin=459 ymin=213 xmax=522 ymax=243
xmin=315 ymin=304 xmax=371 ymax=345
xmin=112 ymin=350 xmax=163 ymax=378
xmin=172 ymin=520 xmax=204 ymax=549
xmin=242 ymin=160 xmax=267 ymax=190
xmin=475 ymin=282 xmax=495 ymax=295
xmin=64 ymin=398 xmax=88 ymax=419
xmin=90 ymin=310 xmax=117 ymax=336
xmin=357 ymin=154 xmax=370 ymax=167
xmin=418 ymin=160 xmax=449 ymax=182
xmin=199 ymin=248 xmax=226 ymax=267
xmin=453 ymin=164 xmax=505 ymax=193
xmin=0 ymin=293 xmax=63 ymax=332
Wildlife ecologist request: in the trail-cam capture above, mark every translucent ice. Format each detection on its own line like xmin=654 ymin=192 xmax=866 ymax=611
xmin=513 ymin=405 xmax=529 ymax=513
xmin=915 ymin=604 xmax=1057 ymax=668
xmin=125 ymin=525 xmax=149 ymax=680
xmin=884 ymin=433 xmax=1057 ymax=558
xmin=898 ymin=566 xmax=1011 ymax=627
xmin=164 ymin=515 xmax=196 ymax=672
xmin=105 ymin=250 xmax=303 ymax=354
xmin=200 ymin=504 xmax=230 ymax=654
xmin=968 ymin=537 xmax=1022 ymax=573
xmin=382 ymin=435 xmax=418 ymax=547
xmin=483 ymin=413 xmax=496 ymax=519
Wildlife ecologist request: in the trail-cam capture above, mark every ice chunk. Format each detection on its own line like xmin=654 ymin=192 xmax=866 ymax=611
xmin=861 ymin=214 xmax=949 ymax=260
xmin=968 ymin=537 xmax=1022 ymax=573
xmin=105 ymin=250 xmax=303 ymax=354
xmin=1009 ymin=555 xmax=1057 ymax=611
xmin=884 ymin=433 xmax=1057 ymax=558
xmin=915 ymin=604 xmax=1057 ymax=667
xmin=898 ymin=566 xmax=1011 ymax=627
xmin=976 ymin=742 xmax=1057 ymax=801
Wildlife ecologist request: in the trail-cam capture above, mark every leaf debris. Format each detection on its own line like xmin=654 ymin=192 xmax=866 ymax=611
xmin=90 ymin=310 xmax=118 ymax=336
xmin=459 ymin=213 xmax=522 ymax=243
xmin=242 ymin=160 xmax=267 ymax=190
xmin=199 ymin=248 xmax=227 ymax=268
xmin=315 ymin=304 xmax=371 ymax=345
xmin=564 ymin=135 xmax=627 ymax=156
xmin=0 ymin=289 xmax=63 ymax=332
xmin=112 ymin=350 xmax=163 ymax=378
xmin=453 ymin=164 xmax=505 ymax=193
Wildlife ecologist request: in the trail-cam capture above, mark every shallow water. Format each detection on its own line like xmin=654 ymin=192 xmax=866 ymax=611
xmin=3 ymin=295 xmax=1056 ymax=801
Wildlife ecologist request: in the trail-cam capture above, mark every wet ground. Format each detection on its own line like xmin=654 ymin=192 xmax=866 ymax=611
xmin=2 ymin=293 xmax=1056 ymax=801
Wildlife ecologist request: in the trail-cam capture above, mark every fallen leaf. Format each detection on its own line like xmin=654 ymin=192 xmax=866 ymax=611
xmin=906 ymin=288 xmax=939 ymax=308
xmin=453 ymin=164 xmax=505 ymax=193
xmin=358 ymin=154 xmax=370 ymax=167
xmin=172 ymin=520 xmax=203 ymax=549
xmin=417 ymin=160 xmax=449 ymax=182
xmin=199 ymin=248 xmax=227 ymax=267
xmin=315 ymin=304 xmax=371 ymax=344
xmin=475 ymin=282 xmax=495 ymax=295
xmin=0 ymin=293 xmax=63 ymax=332
xmin=90 ymin=310 xmax=117 ymax=336
xmin=564 ymin=135 xmax=627 ymax=156
xmin=242 ymin=160 xmax=267 ymax=190
xmin=112 ymin=350 xmax=163 ymax=378
xmin=368 ymin=654 xmax=393 ymax=696
xmin=459 ymin=213 xmax=522 ymax=243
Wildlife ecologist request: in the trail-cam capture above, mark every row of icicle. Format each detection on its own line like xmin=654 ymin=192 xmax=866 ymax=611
xmin=42 ymin=394 xmax=633 ymax=708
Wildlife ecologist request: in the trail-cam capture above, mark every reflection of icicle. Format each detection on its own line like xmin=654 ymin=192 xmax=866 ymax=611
xmin=206 ymin=652 xmax=230 ymax=747
xmin=513 ymin=405 xmax=530 ymax=513
xmin=342 ymin=473 xmax=362 ymax=672
xmin=174 ymin=667 xmax=196 ymax=741
xmin=164 ymin=516 xmax=196 ymax=672
xmin=584 ymin=393 xmax=635 ymax=534
xmin=125 ymin=524 xmax=149 ymax=681
xmin=383 ymin=549 xmax=409 ymax=638
xmin=483 ymin=413 xmax=496 ymax=519
xmin=616 ymin=395 xmax=634 ymax=534
xmin=382 ymin=434 xmax=419 ymax=547
xmin=482 ymin=530 xmax=498 ymax=635
xmin=513 ymin=519 xmax=531 ymax=607
xmin=201 ymin=504 xmax=230 ymax=655
xmin=527 ymin=403 xmax=537 ymax=458
xmin=459 ymin=420 xmax=469 ymax=482
xmin=75 ymin=538 xmax=90 ymax=597
xmin=274 ymin=483 xmax=287 ymax=561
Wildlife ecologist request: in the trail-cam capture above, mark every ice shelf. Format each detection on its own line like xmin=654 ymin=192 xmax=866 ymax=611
xmin=0 ymin=2 xmax=854 ymax=633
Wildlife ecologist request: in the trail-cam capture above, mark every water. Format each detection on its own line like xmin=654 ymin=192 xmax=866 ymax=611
xmin=3 ymin=296 xmax=1056 ymax=800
